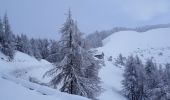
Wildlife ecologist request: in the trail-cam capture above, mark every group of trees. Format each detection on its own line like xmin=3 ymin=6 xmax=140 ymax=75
xmin=0 ymin=13 xmax=61 ymax=62
xmin=122 ymin=56 xmax=170 ymax=100
xmin=15 ymin=35 xmax=54 ymax=60
xmin=0 ymin=11 xmax=101 ymax=99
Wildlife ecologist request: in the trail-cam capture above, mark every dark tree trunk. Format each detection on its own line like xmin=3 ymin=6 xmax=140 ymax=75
xmin=70 ymin=28 xmax=73 ymax=94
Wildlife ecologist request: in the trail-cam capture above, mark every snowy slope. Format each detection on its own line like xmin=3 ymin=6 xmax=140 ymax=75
xmin=0 ymin=74 xmax=89 ymax=100
xmin=1 ymin=28 xmax=170 ymax=100
xmin=0 ymin=51 xmax=89 ymax=100
xmin=101 ymin=28 xmax=170 ymax=64
xmin=0 ymin=51 xmax=53 ymax=83
xmin=97 ymin=28 xmax=170 ymax=100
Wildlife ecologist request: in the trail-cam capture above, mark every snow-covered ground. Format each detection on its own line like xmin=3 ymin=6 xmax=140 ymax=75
xmin=0 ymin=51 xmax=89 ymax=100
xmin=0 ymin=28 xmax=170 ymax=100
xmin=98 ymin=60 xmax=126 ymax=100
xmin=0 ymin=51 xmax=53 ymax=83
xmin=97 ymin=28 xmax=170 ymax=100
xmin=100 ymin=28 xmax=170 ymax=64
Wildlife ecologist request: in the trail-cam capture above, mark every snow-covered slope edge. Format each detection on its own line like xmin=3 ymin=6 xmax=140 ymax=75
xmin=0 ymin=51 xmax=89 ymax=100
xmin=0 ymin=73 xmax=89 ymax=100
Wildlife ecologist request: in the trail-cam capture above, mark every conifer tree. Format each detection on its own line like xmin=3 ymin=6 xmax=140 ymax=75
xmin=122 ymin=56 xmax=139 ymax=100
xmin=46 ymin=40 xmax=61 ymax=63
xmin=18 ymin=34 xmax=32 ymax=55
xmin=1 ymin=13 xmax=15 ymax=59
xmin=44 ymin=10 xmax=101 ymax=99
xmin=0 ymin=17 xmax=4 ymax=51
xmin=122 ymin=56 xmax=147 ymax=100
xmin=30 ymin=38 xmax=42 ymax=60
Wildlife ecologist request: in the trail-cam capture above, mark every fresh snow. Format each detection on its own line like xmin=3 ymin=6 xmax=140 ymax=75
xmin=0 ymin=51 xmax=89 ymax=100
xmin=0 ymin=51 xmax=53 ymax=83
xmin=98 ymin=28 xmax=170 ymax=100
xmin=98 ymin=60 xmax=126 ymax=100
xmin=1 ymin=28 xmax=170 ymax=100
xmin=100 ymin=28 xmax=170 ymax=64
xmin=0 ymin=74 xmax=89 ymax=100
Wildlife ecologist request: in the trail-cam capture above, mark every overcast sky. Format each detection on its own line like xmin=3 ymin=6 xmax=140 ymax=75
xmin=0 ymin=0 xmax=170 ymax=39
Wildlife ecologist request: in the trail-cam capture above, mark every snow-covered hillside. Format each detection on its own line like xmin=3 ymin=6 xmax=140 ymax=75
xmin=1 ymin=27 xmax=170 ymax=100
xmin=100 ymin=28 xmax=170 ymax=64
xmin=97 ymin=28 xmax=170 ymax=100
xmin=0 ymin=51 xmax=53 ymax=83
xmin=0 ymin=51 xmax=89 ymax=100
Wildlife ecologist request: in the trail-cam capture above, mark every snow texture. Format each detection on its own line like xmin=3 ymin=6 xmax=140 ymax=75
xmin=0 ymin=51 xmax=89 ymax=100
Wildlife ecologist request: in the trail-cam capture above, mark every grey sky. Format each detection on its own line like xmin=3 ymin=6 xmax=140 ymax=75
xmin=0 ymin=0 xmax=170 ymax=39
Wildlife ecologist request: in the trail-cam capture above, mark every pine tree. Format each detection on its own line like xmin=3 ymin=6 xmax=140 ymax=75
xmin=122 ymin=56 xmax=148 ymax=100
xmin=46 ymin=40 xmax=61 ymax=63
xmin=161 ymin=63 xmax=170 ymax=100
xmin=1 ymin=13 xmax=15 ymax=59
xmin=44 ymin=10 xmax=101 ymax=99
xmin=36 ymin=39 xmax=49 ymax=59
xmin=30 ymin=38 xmax=42 ymax=60
xmin=164 ymin=63 xmax=170 ymax=86
xmin=145 ymin=59 xmax=158 ymax=90
xmin=115 ymin=53 xmax=125 ymax=66
xmin=0 ymin=17 xmax=4 ymax=51
xmin=16 ymin=34 xmax=32 ymax=55
xmin=135 ymin=56 xmax=147 ymax=100
xmin=15 ymin=35 xmax=22 ymax=51
xmin=144 ymin=59 xmax=165 ymax=100
xmin=122 ymin=56 xmax=139 ymax=100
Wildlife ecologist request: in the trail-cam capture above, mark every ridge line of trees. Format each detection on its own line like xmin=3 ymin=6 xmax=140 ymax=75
xmin=0 ymin=13 xmax=64 ymax=62
xmin=86 ymin=23 xmax=170 ymax=48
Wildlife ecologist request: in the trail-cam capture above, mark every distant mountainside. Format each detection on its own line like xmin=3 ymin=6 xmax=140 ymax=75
xmin=86 ymin=23 xmax=170 ymax=48
xmin=99 ymin=27 xmax=170 ymax=65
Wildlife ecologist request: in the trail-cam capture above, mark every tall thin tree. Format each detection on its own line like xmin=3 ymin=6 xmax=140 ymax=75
xmin=44 ymin=10 xmax=101 ymax=99
xmin=1 ymin=13 xmax=15 ymax=59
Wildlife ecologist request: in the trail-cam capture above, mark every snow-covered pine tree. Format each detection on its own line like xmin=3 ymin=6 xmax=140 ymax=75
xmin=30 ymin=38 xmax=42 ymax=60
xmin=46 ymin=40 xmax=62 ymax=63
xmin=49 ymin=40 xmax=59 ymax=55
xmin=164 ymin=63 xmax=170 ymax=99
xmin=115 ymin=53 xmax=125 ymax=66
xmin=134 ymin=56 xmax=147 ymax=100
xmin=44 ymin=10 xmax=101 ymax=99
xmin=1 ymin=13 xmax=15 ymax=59
xmin=145 ymin=59 xmax=158 ymax=90
xmin=122 ymin=55 xmax=145 ymax=100
xmin=164 ymin=63 xmax=170 ymax=87
xmin=0 ymin=17 xmax=4 ymax=51
xmin=122 ymin=56 xmax=138 ymax=100
xmin=37 ymin=39 xmax=50 ymax=59
xmin=153 ymin=63 xmax=170 ymax=100
xmin=144 ymin=59 xmax=165 ymax=100
xmin=18 ymin=34 xmax=32 ymax=55
xmin=15 ymin=35 xmax=22 ymax=51
xmin=151 ymin=65 xmax=168 ymax=100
